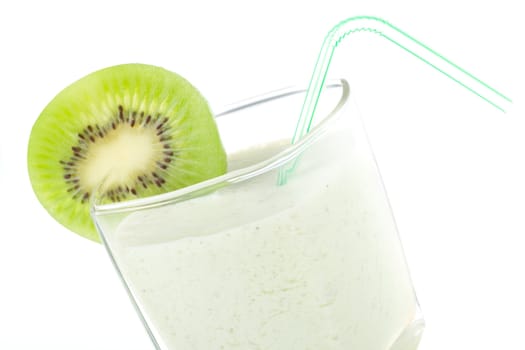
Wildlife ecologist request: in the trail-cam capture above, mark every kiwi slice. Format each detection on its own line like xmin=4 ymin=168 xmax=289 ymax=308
xmin=28 ymin=63 xmax=226 ymax=242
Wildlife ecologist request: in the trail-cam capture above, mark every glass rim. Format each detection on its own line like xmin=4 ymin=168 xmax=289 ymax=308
xmin=91 ymin=78 xmax=350 ymax=215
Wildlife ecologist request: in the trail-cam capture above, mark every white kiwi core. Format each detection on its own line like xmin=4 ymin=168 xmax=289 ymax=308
xmin=78 ymin=125 xmax=162 ymax=192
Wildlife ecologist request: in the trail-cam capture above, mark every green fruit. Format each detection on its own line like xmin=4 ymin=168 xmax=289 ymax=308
xmin=28 ymin=63 xmax=226 ymax=242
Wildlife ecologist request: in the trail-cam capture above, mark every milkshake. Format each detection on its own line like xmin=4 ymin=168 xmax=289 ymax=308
xmin=94 ymin=82 xmax=422 ymax=350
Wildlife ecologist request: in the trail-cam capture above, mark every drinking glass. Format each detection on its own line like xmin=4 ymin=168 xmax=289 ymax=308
xmin=92 ymin=79 xmax=424 ymax=350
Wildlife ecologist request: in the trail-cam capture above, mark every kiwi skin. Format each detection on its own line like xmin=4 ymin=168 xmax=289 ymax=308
xmin=28 ymin=63 xmax=227 ymax=242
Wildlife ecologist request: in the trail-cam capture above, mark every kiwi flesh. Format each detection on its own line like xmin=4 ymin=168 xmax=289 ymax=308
xmin=28 ymin=64 xmax=227 ymax=242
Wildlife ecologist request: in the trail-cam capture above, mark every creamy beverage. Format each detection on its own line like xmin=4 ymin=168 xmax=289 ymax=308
xmin=106 ymin=115 xmax=420 ymax=350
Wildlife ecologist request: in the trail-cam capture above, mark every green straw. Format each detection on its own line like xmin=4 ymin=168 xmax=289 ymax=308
xmin=278 ymin=16 xmax=512 ymax=185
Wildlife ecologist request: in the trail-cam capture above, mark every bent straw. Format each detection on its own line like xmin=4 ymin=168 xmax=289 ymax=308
xmin=278 ymin=16 xmax=512 ymax=185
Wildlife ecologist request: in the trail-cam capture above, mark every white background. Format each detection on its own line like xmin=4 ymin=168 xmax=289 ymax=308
xmin=0 ymin=1 xmax=523 ymax=349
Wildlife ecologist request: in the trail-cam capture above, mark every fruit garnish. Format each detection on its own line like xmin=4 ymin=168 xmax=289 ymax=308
xmin=28 ymin=64 xmax=226 ymax=242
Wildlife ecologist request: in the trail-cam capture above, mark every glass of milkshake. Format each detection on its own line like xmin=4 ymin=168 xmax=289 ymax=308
xmin=91 ymin=79 xmax=424 ymax=350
